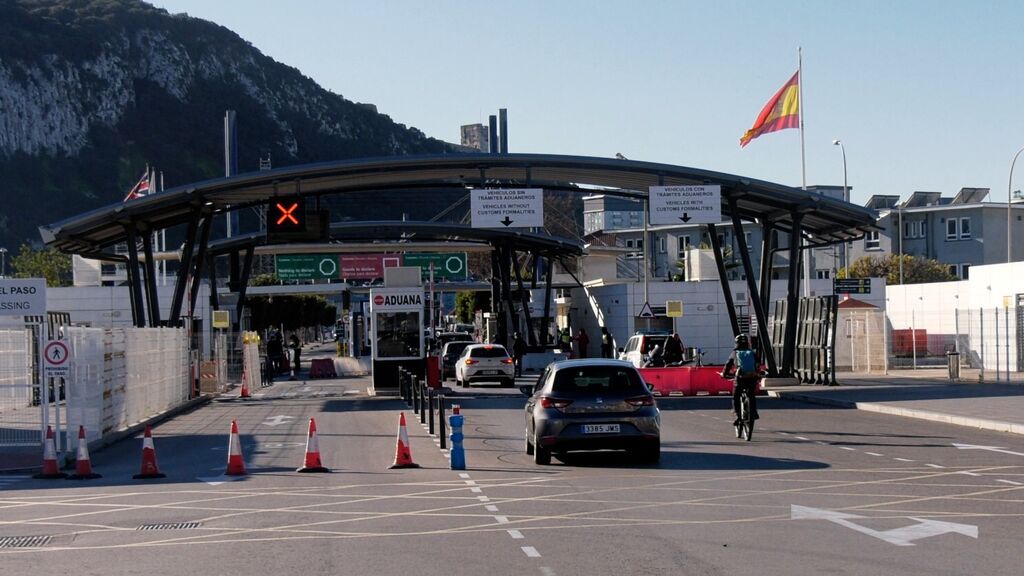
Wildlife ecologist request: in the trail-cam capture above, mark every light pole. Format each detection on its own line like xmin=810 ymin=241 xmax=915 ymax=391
xmin=1009 ymin=145 xmax=1024 ymax=264
xmin=832 ymin=139 xmax=848 ymax=271
xmin=0 ymin=247 xmax=7 ymax=278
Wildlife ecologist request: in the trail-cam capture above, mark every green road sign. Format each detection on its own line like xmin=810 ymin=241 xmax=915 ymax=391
xmin=834 ymin=278 xmax=871 ymax=294
xmin=275 ymin=254 xmax=339 ymax=280
xmin=403 ymin=252 xmax=468 ymax=281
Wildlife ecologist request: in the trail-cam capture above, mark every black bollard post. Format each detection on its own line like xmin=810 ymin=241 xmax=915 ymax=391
xmin=412 ymin=374 xmax=419 ymax=413
xmin=428 ymin=388 xmax=435 ymax=435
xmin=438 ymin=392 xmax=446 ymax=450
xmin=418 ymin=379 xmax=427 ymax=424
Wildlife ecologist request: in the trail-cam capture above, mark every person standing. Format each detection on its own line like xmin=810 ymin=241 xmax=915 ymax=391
xmin=512 ymin=332 xmax=527 ymax=377
xmin=600 ymin=327 xmax=614 ymax=358
xmin=576 ymin=328 xmax=590 ymax=359
xmin=560 ymin=327 xmax=573 ymax=353
xmin=288 ymin=333 xmax=302 ymax=379
xmin=663 ymin=332 xmax=683 ymax=365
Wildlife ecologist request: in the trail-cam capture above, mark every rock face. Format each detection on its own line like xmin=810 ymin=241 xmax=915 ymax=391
xmin=0 ymin=0 xmax=458 ymax=248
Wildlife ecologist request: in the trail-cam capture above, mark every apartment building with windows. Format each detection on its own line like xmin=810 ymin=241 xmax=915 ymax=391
xmin=848 ymin=187 xmax=1024 ymax=279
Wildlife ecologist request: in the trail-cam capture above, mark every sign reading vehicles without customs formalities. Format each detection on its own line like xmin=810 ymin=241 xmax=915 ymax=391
xmin=649 ymin=185 xmax=721 ymax=225
xmin=471 ymin=188 xmax=544 ymax=228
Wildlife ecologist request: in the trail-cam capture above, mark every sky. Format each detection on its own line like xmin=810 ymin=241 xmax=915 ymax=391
xmin=150 ymin=0 xmax=1024 ymax=206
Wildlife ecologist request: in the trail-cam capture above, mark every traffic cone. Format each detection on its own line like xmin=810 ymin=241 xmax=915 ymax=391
xmin=240 ymin=369 xmax=251 ymax=399
xmin=225 ymin=420 xmax=247 ymax=476
xmin=33 ymin=426 xmax=67 ymax=479
xmin=388 ymin=412 xmax=419 ymax=469
xmin=296 ymin=418 xmax=330 ymax=473
xmin=133 ymin=425 xmax=166 ymax=479
xmin=67 ymin=425 xmax=101 ymax=480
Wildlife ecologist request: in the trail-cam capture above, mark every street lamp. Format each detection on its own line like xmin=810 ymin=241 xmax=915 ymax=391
xmin=1009 ymin=145 xmax=1024 ymax=264
xmin=0 ymin=247 xmax=7 ymax=278
xmin=832 ymin=139 xmax=848 ymax=271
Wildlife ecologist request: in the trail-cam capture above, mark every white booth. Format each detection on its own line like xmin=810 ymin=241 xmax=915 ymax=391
xmin=370 ymin=287 xmax=425 ymax=392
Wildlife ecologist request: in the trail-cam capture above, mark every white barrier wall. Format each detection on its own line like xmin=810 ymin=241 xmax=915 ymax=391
xmin=65 ymin=326 xmax=189 ymax=443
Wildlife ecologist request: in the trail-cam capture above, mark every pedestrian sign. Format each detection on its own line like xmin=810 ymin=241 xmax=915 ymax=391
xmin=43 ymin=340 xmax=71 ymax=377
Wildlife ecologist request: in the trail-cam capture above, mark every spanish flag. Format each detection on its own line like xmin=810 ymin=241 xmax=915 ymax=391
xmin=739 ymin=71 xmax=800 ymax=148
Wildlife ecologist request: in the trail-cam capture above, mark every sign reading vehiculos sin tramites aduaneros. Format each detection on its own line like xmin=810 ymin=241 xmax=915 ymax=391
xmin=470 ymin=188 xmax=544 ymax=228
xmin=0 ymin=278 xmax=46 ymax=315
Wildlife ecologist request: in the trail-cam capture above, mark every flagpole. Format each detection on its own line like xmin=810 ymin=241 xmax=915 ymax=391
xmin=798 ymin=47 xmax=811 ymax=297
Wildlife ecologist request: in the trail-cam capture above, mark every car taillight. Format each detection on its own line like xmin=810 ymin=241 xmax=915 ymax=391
xmin=465 ymin=358 xmax=479 ymax=365
xmin=501 ymin=358 xmax=513 ymax=364
xmin=625 ymin=395 xmax=655 ymax=407
xmin=540 ymin=396 xmax=573 ymax=410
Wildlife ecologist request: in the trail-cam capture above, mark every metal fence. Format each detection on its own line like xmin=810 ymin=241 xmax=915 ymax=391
xmin=0 ymin=328 xmax=35 ymax=447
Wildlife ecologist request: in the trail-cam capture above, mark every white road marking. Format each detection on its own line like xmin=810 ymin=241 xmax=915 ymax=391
xmin=494 ymin=516 xmax=509 ymax=524
xmin=839 ymin=447 xmax=856 ymax=451
xmin=459 ymin=473 xmax=471 ymax=479
xmin=956 ymin=471 xmax=981 ymax=477
xmin=522 ymin=546 xmax=541 ymax=558
xmin=953 ymin=443 xmax=1024 ymax=458
xmin=996 ymin=479 xmax=1023 ymax=486
xmin=343 ymin=390 xmax=360 ymax=395
xmin=864 ymin=452 xmax=884 ymax=457
xmin=540 ymin=568 xmax=557 ymax=576
xmin=795 ymin=436 xmax=809 ymax=441
xmin=507 ymin=529 xmax=524 ymax=539
xmin=814 ymin=441 xmax=827 ymax=445
xmin=779 ymin=431 xmax=792 ymax=435
xmin=464 ymin=480 xmax=478 ymax=486
xmin=262 ymin=415 xmax=295 ymax=426
xmin=894 ymin=457 xmax=915 ymax=462
xmin=478 ymin=496 xmax=490 ymax=502
xmin=470 ymin=487 xmax=482 ymax=493
xmin=926 ymin=464 xmax=944 ymax=469
xmin=792 ymin=505 xmax=978 ymax=546
xmin=485 ymin=505 xmax=499 ymax=512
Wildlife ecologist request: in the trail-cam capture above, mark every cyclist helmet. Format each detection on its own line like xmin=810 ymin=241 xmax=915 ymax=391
xmin=734 ymin=334 xmax=749 ymax=348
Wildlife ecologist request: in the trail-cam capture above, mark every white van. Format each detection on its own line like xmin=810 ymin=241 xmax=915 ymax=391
xmin=618 ymin=332 xmax=671 ymax=368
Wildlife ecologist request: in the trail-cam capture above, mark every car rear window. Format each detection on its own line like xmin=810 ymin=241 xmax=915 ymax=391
xmin=551 ymin=366 xmax=646 ymax=394
xmin=445 ymin=342 xmax=472 ymax=357
xmin=469 ymin=346 xmax=509 ymax=358
xmin=642 ymin=337 xmax=667 ymax=354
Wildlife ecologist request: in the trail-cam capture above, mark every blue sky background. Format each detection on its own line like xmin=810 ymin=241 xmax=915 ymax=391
xmin=151 ymin=0 xmax=1024 ymax=206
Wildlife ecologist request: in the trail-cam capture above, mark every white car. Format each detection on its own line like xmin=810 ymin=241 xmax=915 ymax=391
xmin=454 ymin=344 xmax=515 ymax=388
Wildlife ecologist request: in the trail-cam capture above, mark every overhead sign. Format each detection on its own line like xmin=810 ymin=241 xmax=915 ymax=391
xmin=266 ymin=197 xmax=307 ymax=236
xmin=403 ymin=252 xmax=468 ymax=281
xmin=276 ymin=254 xmax=339 ymax=280
xmin=649 ymin=185 xmax=721 ymax=225
xmin=340 ymin=254 xmax=401 ymax=280
xmin=370 ymin=288 xmax=424 ymax=311
xmin=834 ymin=278 xmax=871 ymax=294
xmin=471 ymin=188 xmax=544 ymax=228
xmin=666 ymin=300 xmax=683 ymax=318
xmin=43 ymin=340 xmax=71 ymax=377
xmin=0 ymin=278 xmax=46 ymax=316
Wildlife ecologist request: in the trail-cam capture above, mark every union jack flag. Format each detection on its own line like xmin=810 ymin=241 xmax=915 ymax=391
xmin=124 ymin=169 xmax=151 ymax=201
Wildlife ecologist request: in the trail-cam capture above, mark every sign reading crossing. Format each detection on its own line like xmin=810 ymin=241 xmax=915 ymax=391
xmin=0 ymin=278 xmax=46 ymax=316
xmin=649 ymin=185 xmax=722 ymax=225
xmin=471 ymin=188 xmax=544 ymax=228
xmin=275 ymin=254 xmax=339 ymax=280
xmin=834 ymin=278 xmax=871 ymax=294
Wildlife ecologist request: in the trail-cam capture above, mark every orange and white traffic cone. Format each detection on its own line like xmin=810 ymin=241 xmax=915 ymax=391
xmin=67 ymin=425 xmax=101 ymax=480
xmin=296 ymin=418 xmax=330 ymax=473
xmin=225 ymin=420 xmax=247 ymax=476
xmin=33 ymin=426 xmax=67 ymax=479
xmin=388 ymin=412 xmax=419 ymax=469
xmin=133 ymin=425 xmax=166 ymax=479
xmin=240 ymin=370 xmax=251 ymax=399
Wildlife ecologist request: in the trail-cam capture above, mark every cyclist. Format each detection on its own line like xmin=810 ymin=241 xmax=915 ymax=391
xmin=721 ymin=334 xmax=760 ymax=426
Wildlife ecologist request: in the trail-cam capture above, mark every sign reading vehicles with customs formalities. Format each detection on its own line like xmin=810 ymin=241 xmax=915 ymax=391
xmin=649 ymin=185 xmax=721 ymax=225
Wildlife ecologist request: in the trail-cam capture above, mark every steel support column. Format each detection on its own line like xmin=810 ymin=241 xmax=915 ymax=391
xmin=208 ymin=257 xmax=219 ymax=311
xmin=125 ymin=228 xmax=146 ymax=327
xmin=706 ymin=223 xmax=740 ymax=336
xmin=500 ymin=245 xmax=516 ymax=348
xmin=141 ymin=229 xmax=161 ymax=327
xmin=782 ymin=213 xmax=804 ymax=374
xmin=235 ymin=246 xmax=255 ymax=331
xmin=188 ymin=216 xmax=214 ymax=319
xmin=511 ymin=249 xmax=536 ymax=346
xmin=490 ymin=250 xmax=502 ymax=343
xmin=759 ymin=221 xmax=775 ymax=311
xmin=730 ymin=201 xmax=777 ymax=374
xmin=541 ymin=255 xmax=553 ymax=346
xmin=169 ymin=211 xmax=201 ymax=326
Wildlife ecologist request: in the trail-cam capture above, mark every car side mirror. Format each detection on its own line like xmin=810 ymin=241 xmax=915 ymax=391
xmin=617 ymin=347 xmax=624 ymax=353
xmin=518 ymin=385 xmax=534 ymax=396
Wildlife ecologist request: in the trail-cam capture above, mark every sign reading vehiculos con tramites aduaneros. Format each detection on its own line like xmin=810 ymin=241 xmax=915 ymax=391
xmin=0 ymin=278 xmax=46 ymax=315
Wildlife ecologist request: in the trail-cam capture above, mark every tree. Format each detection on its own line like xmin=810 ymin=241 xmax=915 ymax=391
xmin=10 ymin=244 xmax=71 ymax=287
xmin=839 ymin=254 xmax=957 ymax=285
xmin=455 ymin=290 xmax=490 ymax=323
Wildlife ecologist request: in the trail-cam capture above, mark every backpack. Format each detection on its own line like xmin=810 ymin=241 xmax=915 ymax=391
xmin=736 ymin=349 xmax=757 ymax=377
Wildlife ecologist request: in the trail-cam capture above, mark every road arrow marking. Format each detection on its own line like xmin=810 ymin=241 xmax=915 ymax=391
xmin=263 ymin=415 xmax=295 ymax=427
xmin=953 ymin=443 xmax=1024 ymax=458
xmin=791 ymin=505 xmax=978 ymax=547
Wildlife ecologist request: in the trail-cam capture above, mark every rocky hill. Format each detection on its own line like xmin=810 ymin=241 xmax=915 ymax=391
xmin=0 ymin=0 xmax=461 ymax=251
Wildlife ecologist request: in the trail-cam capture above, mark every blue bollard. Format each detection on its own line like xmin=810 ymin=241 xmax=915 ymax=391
xmin=449 ymin=409 xmax=465 ymax=470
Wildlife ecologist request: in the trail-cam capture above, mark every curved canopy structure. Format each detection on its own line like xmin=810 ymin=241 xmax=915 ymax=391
xmin=40 ymin=153 xmax=876 ymax=254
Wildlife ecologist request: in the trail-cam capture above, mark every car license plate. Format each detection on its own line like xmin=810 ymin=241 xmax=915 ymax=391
xmin=481 ymin=370 xmax=500 ymax=375
xmin=582 ymin=424 xmax=620 ymax=434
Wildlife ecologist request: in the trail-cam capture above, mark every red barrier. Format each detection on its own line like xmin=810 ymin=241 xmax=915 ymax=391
xmin=425 ymin=356 xmax=441 ymax=389
xmin=638 ymin=365 xmax=738 ymax=397
xmin=308 ymin=358 xmax=337 ymax=379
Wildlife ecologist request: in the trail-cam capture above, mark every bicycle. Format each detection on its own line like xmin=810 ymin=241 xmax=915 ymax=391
xmin=734 ymin=383 xmax=754 ymax=441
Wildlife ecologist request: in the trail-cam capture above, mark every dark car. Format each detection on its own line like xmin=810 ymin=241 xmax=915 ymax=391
xmin=521 ymin=359 xmax=660 ymax=465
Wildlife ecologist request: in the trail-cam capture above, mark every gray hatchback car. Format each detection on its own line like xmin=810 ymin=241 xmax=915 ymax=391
xmin=521 ymin=359 xmax=660 ymax=465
